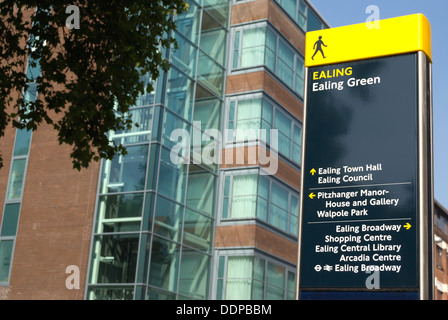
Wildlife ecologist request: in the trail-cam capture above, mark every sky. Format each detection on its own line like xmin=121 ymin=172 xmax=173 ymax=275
xmin=309 ymin=0 xmax=448 ymax=209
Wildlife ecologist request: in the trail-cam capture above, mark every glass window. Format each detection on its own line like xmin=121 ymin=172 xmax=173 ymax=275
xmin=26 ymin=57 xmax=41 ymax=82
xmin=111 ymin=107 xmax=153 ymax=144
xmin=197 ymin=51 xmax=225 ymax=97
xmin=233 ymin=30 xmax=240 ymax=70
xmin=172 ymin=32 xmax=197 ymax=78
xmin=270 ymin=183 xmax=289 ymax=232
xmin=240 ymin=27 xmax=266 ymax=68
xmin=100 ymin=144 xmax=149 ymax=194
xmin=275 ymin=0 xmax=326 ymax=33
xmin=153 ymin=196 xmax=183 ymax=242
xmin=297 ymin=0 xmax=308 ymax=31
xmin=158 ymin=147 xmax=187 ymax=203
xmin=151 ymin=106 xmax=163 ymax=141
xmin=95 ymin=193 xmax=144 ymax=233
xmin=0 ymin=240 xmax=14 ymax=283
xmin=308 ymin=9 xmax=324 ymax=31
xmin=203 ymin=0 xmax=229 ymax=28
xmin=155 ymin=71 xmax=166 ymax=105
xmin=183 ymin=209 xmax=212 ymax=252
xmin=23 ymin=83 xmax=38 ymax=108
xmin=13 ymin=129 xmax=32 ymax=157
xmin=232 ymin=25 xmax=305 ymax=97
xmin=295 ymin=57 xmax=305 ymax=96
xmin=289 ymin=195 xmax=299 ymax=236
xmin=7 ymin=158 xmax=27 ymax=200
xmin=257 ymin=176 xmax=269 ymax=222
xmin=0 ymin=204 xmax=21 ymax=237
xmin=222 ymin=176 xmax=230 ymax=219
xmin=266 ymin=262 xmax=285 ymax=300
xmin=146 ymin=144 xmax=160 ymax=191
xmin=193 ymin=97 xmax=221 ymax=131
xmin=166 ymin=67 xmax=194 ymax=121
xmin=280 ymin=0 xmax=296 ymax=19
xmin=141 ymin=192 xmax=155 ymax=232
xmin=89 ymin=234 xmax=139 ymax=284
xmin=277 ymin=41 xmax=294 ymax=88
xmin=261 ymin=100 xmax=273 ymax=144
xmin=225 ymin=256 xmax=253 ymax=300
xmin=293 ymin=124 xmax=302 ymax=165
xmin=200 ymin=10 xmax=227 ymax=66
xmin=174 ymin=0 xmax=201 ymax=45
xmin=162 ymin=110 xmax=190 ymax=150
xmin=252 ymin=256 xmax=265 ymax=299
xmin=221 ymin=254 xmax=294 ymax=300
xmin=230 ymin=174 xmax=257 ymax=219
xmin=287 ymin=271 xmax=296 ymax=299
xmin=179 ymin=248 xmax=209 ymax=299
xmin=274 ymin=110 xmax=292 ymax=158
xmin=223 ymin=171 xmax=299 ymax=236
xmin=133 ymin=73 xmax=155 ymax=108
xmin=136 ymin=233 xmax=151 ymax=284
xmin=148 ymin=236 xmax=180 ymax=292
xmin=216 ymin=256 xmax=225 ymax=300
xmin=265 ymin=28 xmax=277 ymax=71
xmin=235 ymin=98 xmax=262 ymax=141
xmin=228 ymin=96 xmax=286 ymax=146
xmin=187 ymin=167 xmax=216 ymax=216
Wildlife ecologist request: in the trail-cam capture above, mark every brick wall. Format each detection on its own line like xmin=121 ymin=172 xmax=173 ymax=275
xmin=0 ymin=122 xmax=99 ymax=300
xmin=215 ymin=224 xmax=297 ymax=264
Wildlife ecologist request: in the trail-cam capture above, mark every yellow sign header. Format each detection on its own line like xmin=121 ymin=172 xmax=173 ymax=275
xmin=305 ymin=14 xmax=432 ymax=67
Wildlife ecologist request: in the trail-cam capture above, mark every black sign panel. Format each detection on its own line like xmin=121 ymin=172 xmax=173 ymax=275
xmin=299 ymin=54 xmax=419 ymax=293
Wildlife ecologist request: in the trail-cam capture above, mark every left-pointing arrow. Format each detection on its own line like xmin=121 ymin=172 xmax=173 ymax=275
xmin=309 ymin=193 xmax=316 ymax=199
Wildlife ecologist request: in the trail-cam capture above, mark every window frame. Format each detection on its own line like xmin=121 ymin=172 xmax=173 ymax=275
xmin=213 ymin=249 xmax=296 ymax=300
xmin=218 ymin=168 xmax=300 ymax=237
xmin=230 ymin=22 xmax=305 ymax=98
xmin=274 ymin=0 xmax=327 ymax=33
xmin=224 ymin=93 xmax=302 ymax=166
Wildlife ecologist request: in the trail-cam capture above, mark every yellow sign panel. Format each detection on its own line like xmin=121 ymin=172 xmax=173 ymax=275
xmin=305 ymin=14 xmax=432 ymax=67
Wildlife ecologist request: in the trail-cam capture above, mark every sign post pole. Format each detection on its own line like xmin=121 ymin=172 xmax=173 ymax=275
xmin=297 ymin=14 xmax=433 ymax=300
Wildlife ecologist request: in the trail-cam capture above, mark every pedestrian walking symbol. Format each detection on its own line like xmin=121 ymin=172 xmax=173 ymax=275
xmin=312 ymin=36 xmax=327 ymax=60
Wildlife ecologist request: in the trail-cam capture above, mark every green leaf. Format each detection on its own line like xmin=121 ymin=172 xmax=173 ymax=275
xmin=0 ymin=0 xmax=187 ymax=169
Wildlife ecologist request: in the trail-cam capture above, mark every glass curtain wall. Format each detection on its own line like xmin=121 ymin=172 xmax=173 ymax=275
xmin=86 ymin=0 xmax=229 ymax=300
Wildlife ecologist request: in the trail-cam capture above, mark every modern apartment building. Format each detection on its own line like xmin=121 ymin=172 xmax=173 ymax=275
xmin=0 ymin=0 xmax=328 ymax=300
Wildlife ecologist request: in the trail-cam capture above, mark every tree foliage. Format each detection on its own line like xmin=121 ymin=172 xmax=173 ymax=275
xmin=0 ymin=0 xmax=187 ymax=169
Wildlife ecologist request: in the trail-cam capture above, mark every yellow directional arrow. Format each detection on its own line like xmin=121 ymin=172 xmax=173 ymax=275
xmin=309 ymin=193 xmax=316 ymax=199
xmin=404 ymin=223 xmax=412 ymax=230
xmin=310 ymin=168 xmax=316 ymax=176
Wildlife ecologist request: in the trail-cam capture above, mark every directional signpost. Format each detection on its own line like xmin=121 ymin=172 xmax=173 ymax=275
xmin=297 ymin=14 xmax=434 ymax=300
